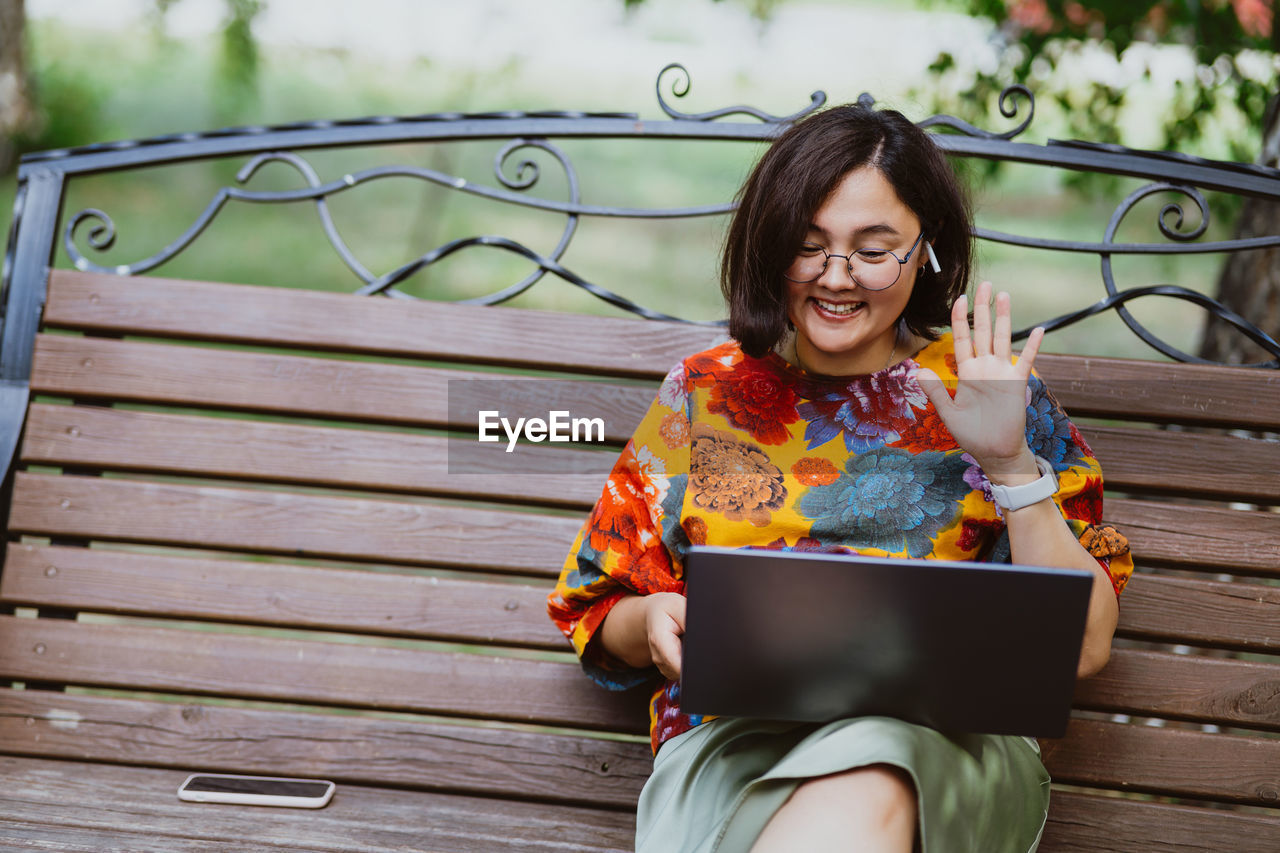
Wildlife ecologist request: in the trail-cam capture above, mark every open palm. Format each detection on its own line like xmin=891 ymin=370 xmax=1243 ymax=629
xmin=916 ymin=282 xmax=1045 ymax=480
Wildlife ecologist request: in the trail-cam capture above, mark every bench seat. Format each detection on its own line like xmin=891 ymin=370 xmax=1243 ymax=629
xmin=2 ymin=270 xmax=1278 ymax=850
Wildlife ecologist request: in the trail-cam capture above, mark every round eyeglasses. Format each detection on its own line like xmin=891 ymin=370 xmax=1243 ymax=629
xmin=783 ymin=231 xmax=926 ymax=291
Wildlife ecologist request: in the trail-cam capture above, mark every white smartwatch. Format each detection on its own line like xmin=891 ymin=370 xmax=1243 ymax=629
xmin=989 ymin=455 xmax=1058 ymax=511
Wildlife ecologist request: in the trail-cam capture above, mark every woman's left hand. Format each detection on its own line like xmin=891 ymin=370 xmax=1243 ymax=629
xmin=915 ymin=281 xmax=1045 ymax=482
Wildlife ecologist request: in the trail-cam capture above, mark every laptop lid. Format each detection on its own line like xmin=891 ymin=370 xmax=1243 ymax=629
xmin=679 ymin=546 xmax=1095 ymax=738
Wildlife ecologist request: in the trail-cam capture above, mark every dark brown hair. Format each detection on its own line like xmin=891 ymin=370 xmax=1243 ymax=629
xmin=721 ymin=101 xmax=973 ymax=357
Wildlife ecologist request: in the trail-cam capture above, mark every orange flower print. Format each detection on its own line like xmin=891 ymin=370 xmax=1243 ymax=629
xmin=659 ymin=412 xmax=690 ymax=450
xmin=586 ymin=451 xmax=651 ymax=554
xmin=1079 ymin=524 xmax=1130 ymax=559
xmin=690 ymin=423 xmax=787 ymax=527
xmin=893 ymin=405 xmax=957 ymax=453
xmin=792 ymin=457 xmax=840 ymax=486
xmin=682 ymin=516 xmax=708 ymax=546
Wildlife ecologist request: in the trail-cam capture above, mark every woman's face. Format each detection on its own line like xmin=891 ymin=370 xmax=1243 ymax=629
xmin=785 ymin=166 xmax=928 ymax=376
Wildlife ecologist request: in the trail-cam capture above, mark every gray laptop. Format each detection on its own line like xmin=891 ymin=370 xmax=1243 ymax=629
xmin=679 ymin=546 xmax=1095 ymax=738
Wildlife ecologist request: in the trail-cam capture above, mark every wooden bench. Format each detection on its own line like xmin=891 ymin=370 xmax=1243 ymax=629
xmin=2 ymin=74 xmax=1279 ymax=850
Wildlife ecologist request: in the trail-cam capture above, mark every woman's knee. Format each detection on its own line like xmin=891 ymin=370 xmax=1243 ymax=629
xmin=758 ymin=763 xmax=918 ymax=846
xmin=799 ymin=764 xmax=917 ymax=825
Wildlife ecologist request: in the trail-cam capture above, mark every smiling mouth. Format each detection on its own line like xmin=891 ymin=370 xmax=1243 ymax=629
xmin=812 ymin=298 xmax=865 ymax=317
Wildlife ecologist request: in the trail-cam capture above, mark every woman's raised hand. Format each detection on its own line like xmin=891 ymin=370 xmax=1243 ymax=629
xmin=915 ymin=281 xmax=1045 ymax=483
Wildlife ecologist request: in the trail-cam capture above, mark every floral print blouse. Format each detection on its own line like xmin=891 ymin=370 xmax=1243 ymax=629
xmin=547 ymin=334 xmax=1134 ymax=754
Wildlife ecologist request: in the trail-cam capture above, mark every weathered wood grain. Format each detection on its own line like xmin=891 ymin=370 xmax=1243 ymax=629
xmin=20 ymin=403 xmax=612 ymax=508
xmin=10 ymin=472 xmax=1278 ymax=579
xmin=22 ymin=403 xmax=1280 ymax=510
xmin=42 ymin=271 xmax=1280 ymax=429
xmin=0 ymin=616 xmax=650 ymax=734
xmin=1041 ymin=790 xmax=1280 ymax=853
xmin=0 ymin=543 xmax=568 ymax=649
xmin=0 ymin=755 xmax=636 ymax=852
xmin=30 ymin=334 xmax=655 ymax=443
xmin=1033 ymin=355 xmax=1280 ymax=430
xmin=1042 ymin=718 xmax=1280 ymax=807
xmin=1116 ymin=574 xmax=1280 ymax=653
xmin=43 ymin=269 xmax=725 ymax=380
xmin=1079 ymin=424 xmax=1280 ymax=504
xmin=6 ymin=544 xmax=1278 ymax=657
xmin=1105 ymin=498 xmax=1280 ymax=577
xmin=0 ymin=689 xmax=651 ymax=809
xmin=1074 ymin=649 xmax=1280 ymax=731
xmin=7 ymin=472 xmax=583 ymax=577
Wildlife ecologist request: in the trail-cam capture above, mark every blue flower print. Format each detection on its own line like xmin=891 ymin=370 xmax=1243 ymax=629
xmin=796 ymin=363 xmax=927 ymax=453
xmin=799 ymin=449 xmax=970 ymax=558
xmin=658 ymin=474 xmax=690 ymax=564
xmin=1025 ymin=376 xmax=1084 ymax=471
xmin=562 ymin=557 xmax=607 ymax=592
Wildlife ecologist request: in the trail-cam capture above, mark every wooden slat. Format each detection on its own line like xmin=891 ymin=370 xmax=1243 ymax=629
xmin=1116 ymin=574 xmax=1280 ymax=653
xmin=8 ymin=472 xmax=582 ymax=577
xmin=1075 ymin=649 xmax=1280 ymax=731
xmin=3 ymin=616 xmax=1277 ymax=769
xmin=1042 ymin=717 xmax=1280 ymax=807
xmin=20 ymin=403 xmax=612 ymax=508
xmin=7 ymin=545 xmax=1278 ymax=657
xmin=6 ymin=692 xmax=1280 ymax=831
xmin=35 ymin=404 xmax=1280 ymax=516
xmin=44 ymin=269 xmax=725 ymax=379
xmin=7 ymin=691 xmax=1280 ymax=819
xmin=0 ymin=616 xmax=649 ymax=734
xmin=1041 ymin=790 xmax=1280 ymax=853
xmin=11 ymin=473 xmax=1279 ymax=580
xmin=30 ymin=334 xmax=654 ymax=443
xmin=1106 ymin=498 xmax=1280 ymax=577
xmin=0 ymin=690 xmax=650 ymax=809
xmin=43 ymin=271 xmax=1280 ymax=430
xmin=1035 ymin=354 xmax=1280 ymax=430
xmin=0 ymin=544 xmax=567 ymax=650
xmin=23 ymin=404 xmax=1280 ymax=511
xmin=1081 ymin=424 xmax=1280 ymax=504
xmin=0 ymin=755 xmax=634 ymax=853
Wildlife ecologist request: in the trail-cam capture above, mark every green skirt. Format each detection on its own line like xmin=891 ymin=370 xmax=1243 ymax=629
xmin=635 ymin=716 xmax=1050 ymax=853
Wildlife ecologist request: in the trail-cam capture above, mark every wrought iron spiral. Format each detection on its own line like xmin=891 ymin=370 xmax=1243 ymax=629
xmin=656 ymin=63 xmax=826 ymax=123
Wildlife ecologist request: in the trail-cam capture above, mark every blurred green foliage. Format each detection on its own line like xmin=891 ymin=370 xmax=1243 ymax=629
xmin=0 ymin=5 xmax=1249 ymax=363
xmin=919 ymin=0 xmax=1277 ymax=162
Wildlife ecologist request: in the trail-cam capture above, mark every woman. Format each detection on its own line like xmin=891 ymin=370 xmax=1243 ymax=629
xmin=548 ymin=102 xmax=1133 ymax=853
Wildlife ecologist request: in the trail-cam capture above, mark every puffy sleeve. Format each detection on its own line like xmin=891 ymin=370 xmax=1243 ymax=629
xmin=547 ymin=362 xmax=693 ymax=689
xmin=1016 ymin=373 xmax=1134 ymax=597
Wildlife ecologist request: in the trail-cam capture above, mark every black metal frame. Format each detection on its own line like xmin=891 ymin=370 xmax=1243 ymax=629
xmin=3 ymin=65 xmax=1280 ymax=456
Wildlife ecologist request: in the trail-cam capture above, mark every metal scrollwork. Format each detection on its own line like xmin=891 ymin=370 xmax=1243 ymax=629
xmin=60 ymin=135 xmax=706 ymax=317
xmin=656 ymin=63 xmax=826 ymax=124
xmin=997 ymin=181 xmax=1280 ymax=366
xmin=918 ymin=84 xmax=1035 ymax=140
xmin=43 ymin=68 xmax=1280 ymax=359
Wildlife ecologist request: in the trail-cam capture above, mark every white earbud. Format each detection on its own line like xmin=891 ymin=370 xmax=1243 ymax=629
xmin=925 ymin=241 xmax=942 ymax=274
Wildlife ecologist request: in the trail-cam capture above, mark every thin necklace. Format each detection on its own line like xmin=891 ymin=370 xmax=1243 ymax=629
xmin=795 ymin=334 xmax=898 ymax=376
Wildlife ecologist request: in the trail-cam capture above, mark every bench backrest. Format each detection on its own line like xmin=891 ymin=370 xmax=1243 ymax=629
xmin=2 ymin=72 xmax=1279 ymax=849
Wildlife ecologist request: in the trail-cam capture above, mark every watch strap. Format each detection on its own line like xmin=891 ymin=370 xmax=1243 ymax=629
xmin=989 ymin=455 xmax=1058 ymax=511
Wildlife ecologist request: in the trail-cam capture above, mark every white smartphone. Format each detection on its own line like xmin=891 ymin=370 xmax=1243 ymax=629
xmin=177 ymin=773 xmax=336 ymax=808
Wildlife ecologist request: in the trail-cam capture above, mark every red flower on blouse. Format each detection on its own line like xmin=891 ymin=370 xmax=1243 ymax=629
xmin=705 ymin=359 xmax=800 ymax=445
xmin=955 ymin=517 xmax=1004 ymax=553
xmin=1069 ymin=421 xmax=1094 ymax=457
xmin=892 ymin=404 xmax=958 ymax=453
xmin=616 ymin=542 xmax=682 ymax=593
xmin=586 ymin=451 xmax=652 ymax=554
xmin=1060 ymin=476 xmax=1104 ymax=525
